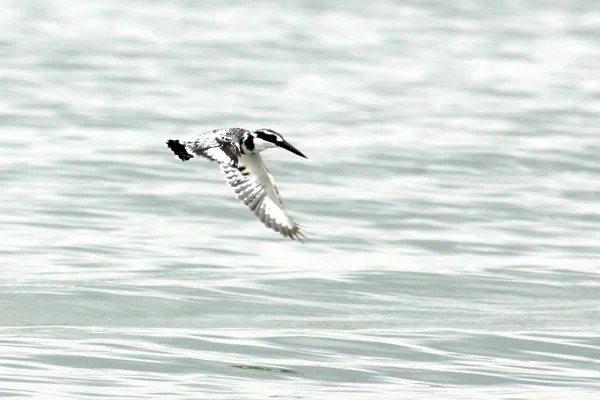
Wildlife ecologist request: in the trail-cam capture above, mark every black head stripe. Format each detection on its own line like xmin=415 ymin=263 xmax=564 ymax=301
xmin=256 ymin=130 xmax=279 ymax=143
xmin=244 ymin=135 xmax=255 ymax=151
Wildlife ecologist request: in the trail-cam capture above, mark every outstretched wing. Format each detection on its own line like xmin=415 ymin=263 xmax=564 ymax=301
xmin=188 ymin=137 xmax=240 ymax=166
xmin=167 ymin=130 xmax=240 ymax=166
xmin=221 ymin=154 xmax=304 ymax=241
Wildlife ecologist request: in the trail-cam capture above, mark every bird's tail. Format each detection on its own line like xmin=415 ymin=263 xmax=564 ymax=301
xmin=166 ymin=140 xmax=193 ymax=161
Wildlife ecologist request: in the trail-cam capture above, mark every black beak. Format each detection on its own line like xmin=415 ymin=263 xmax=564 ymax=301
xmin=277 ymin=139 xmax=308 ymax=159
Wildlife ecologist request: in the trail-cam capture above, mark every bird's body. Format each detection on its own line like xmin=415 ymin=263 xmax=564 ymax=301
xmin=166 ymin=128 xmax=307 ymax=241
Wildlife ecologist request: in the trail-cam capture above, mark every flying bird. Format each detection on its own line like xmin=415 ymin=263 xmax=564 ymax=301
xmin=166 ymin=128 xmax=307 ymax=241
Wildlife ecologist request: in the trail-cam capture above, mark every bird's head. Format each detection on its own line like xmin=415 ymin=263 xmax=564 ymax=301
xmin=247 ymin=129 xmax=308 ymax=158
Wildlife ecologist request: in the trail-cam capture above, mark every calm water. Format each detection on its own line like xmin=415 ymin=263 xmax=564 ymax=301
xmin=1 ymin=0 xmax=600 ymax=398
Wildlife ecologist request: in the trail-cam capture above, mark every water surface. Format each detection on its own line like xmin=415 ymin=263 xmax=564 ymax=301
xmin=1 ymin=0 xmax=600 ymax=398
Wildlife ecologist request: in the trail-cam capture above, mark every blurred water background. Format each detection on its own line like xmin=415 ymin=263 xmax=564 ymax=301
xmin=1 ymin=0 xmax=600 ymax=398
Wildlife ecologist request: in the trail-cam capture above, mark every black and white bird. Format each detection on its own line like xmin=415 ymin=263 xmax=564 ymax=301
xmin=166 ymin=128 xmax=307 ymax=241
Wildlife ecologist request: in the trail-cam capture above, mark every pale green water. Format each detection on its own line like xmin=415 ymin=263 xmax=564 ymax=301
xmin=1 ymin=0 xmax=600 ymax=399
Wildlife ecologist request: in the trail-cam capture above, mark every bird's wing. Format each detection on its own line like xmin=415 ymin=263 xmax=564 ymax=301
xmin=186 ymin=136 xmax=240 ymax=166
xmin=221 ymin=154 xmax=304 ymax=241
xmin=167 ymin=130 xmax=240 ymax=166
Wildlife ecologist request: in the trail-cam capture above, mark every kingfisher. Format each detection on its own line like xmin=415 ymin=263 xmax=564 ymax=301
xmin=166 ymin=128 xmax=307 ymax=241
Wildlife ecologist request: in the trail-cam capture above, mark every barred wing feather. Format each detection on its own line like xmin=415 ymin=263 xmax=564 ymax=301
xmin=186 ymin=138 xmax=240 ymax=166
xmin=221 ymin=154 xmax=304 ymax=241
